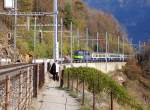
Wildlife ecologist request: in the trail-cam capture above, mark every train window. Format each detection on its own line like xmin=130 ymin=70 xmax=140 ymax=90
xmin=74 ymin=51 xmax=79 ymax=55
xmin=92 ymin=53 xmax=94 ymax=56
xmin=74 ymin=51 xmax=83 ymax=55
xmin=98 ymin=54 xmax=102 ymax=57
xmin=79 ymin=51 xmax=83 ymax=55
xmin=85 ymin=51 xmax=90 ymax=55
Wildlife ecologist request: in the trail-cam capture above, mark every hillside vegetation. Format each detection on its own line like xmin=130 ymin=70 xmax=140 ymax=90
xmin=122 ymin=42 xmax=150 ymax=109
xmin=0 ymin=0 xmax=132 ymax=61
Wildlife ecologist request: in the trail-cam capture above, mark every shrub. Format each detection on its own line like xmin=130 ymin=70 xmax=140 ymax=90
xmin=64 ymin=67 xmax=145 ymax=110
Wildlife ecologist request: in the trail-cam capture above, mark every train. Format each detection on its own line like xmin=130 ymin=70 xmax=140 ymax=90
xmin=73 ymin=50 xmax=128 ymax=62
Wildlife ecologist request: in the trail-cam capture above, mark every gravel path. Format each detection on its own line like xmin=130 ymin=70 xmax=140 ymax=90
xmin=31 ymin=75 xmax=80 ymax=110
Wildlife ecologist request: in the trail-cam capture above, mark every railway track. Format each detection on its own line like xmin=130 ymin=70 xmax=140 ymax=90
xmin=0 ymin=63 xmax=27 ymax=69
xmin=0 ymin=62 xmax=45 ymax=110
xmin=0 ymin=63 xmax=36 ymax=76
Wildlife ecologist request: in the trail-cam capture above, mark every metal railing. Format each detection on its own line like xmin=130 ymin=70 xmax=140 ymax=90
xmin=0 ymin=63 xmax=45 ymax=110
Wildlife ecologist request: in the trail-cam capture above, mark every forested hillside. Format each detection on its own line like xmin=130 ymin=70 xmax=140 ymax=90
xmin=0 ymin=0 xmax=132 ymax=60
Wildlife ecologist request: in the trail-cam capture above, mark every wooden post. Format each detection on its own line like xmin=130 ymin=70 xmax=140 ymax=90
xmin=76 ymin=74 xmax=79 ymax=93
xmin=42 ymin=63 xmax=45 ymax=86
xmin=37 ymin=64 xmax=39 ymax=90
xmin=93 ymin=81 xmax=95 ymax=110
xmin=71 ymin=75 xmax=73 ymax=91
xmin=111 ymin=91 xmax=113 ymax=110
xmin=5 ymin=76 xmax=11 ymax=110
xmin=82 ymin=79 xmax=85 ymax=105
xmin=33 ymin=65 xmax=38 ymax=97
xmin=60 ymin=70 xmax=64 ymax=88
xmin=98 ymin=73 xmax=100 ymax=92
xmin=67 ymin=72 xmax=70 ymax=89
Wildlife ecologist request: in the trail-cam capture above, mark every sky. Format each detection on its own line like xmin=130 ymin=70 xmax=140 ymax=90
xmin=4 ymin=0 xmax=14 ymax=8
xmin=84 ymin=0 xmax=150 ymax=44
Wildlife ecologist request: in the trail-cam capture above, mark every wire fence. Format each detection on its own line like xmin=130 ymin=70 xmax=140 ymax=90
xmin=62 ymin=70 xmax=112 ymax=110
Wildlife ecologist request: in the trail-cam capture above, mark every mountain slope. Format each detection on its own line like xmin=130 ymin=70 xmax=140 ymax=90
xmin=0 ymin=0 xmax=132 ymax=60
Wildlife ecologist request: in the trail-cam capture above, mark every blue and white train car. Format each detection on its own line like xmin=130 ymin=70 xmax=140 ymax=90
xmin=91 ymin=52 xmax=126 ymax=62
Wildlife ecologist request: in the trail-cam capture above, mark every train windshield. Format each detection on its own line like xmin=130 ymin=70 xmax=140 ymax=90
xmin=74 ymin=51 xmax=84 ymax=56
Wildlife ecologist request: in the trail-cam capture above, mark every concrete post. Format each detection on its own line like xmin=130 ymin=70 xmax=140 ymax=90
xmin=60 ymin=18 xmax=63 ymax=64
xmin=97 ymin=32 xmax=99 ymax=53
xmin=123 ymin=36 xmax=125 ymax=61
xmin=70 ymin=22 xmax=73 ymax=64
xmin=14 ymin=0 xmax=17 ymax=62
xmin=86 ymin=28 xmax=89 ymax=49
xmin=105 ymin=32 xmax=108 ymax=72
xmin=33 ymin=17 xmax=37 ymax=61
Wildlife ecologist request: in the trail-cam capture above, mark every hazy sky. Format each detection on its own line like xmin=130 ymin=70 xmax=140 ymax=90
xmin=4 ymin=0 xmax=14 ymax=8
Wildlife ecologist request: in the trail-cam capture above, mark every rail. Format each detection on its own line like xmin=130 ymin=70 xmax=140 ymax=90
xmin=0 ymin=63 xmax=45 ymax=110
xmin=0 ymin=63 xmax=28 ymax=71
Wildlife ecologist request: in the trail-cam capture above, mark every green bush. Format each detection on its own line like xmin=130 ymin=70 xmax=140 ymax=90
xmin=64 ymin=67 xmax=145 ymax=110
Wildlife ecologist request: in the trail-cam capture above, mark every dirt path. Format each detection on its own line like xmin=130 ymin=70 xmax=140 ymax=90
xmin=31 ymin=75 xmax=80 ymax=110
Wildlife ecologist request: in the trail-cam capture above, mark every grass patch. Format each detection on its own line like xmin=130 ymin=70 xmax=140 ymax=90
xmin=68 ymin=90 xmax=78 ymax=98
xmin=80 ymin=104 xmax=91 ymax=110
xmin=58 ymin=87 xmax=80 ymax=100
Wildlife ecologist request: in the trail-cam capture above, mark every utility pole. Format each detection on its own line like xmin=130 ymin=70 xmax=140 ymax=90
xmin=86 ymin=28 xmax=89 ymax=49
xmin=60 ymin=18 xmax=63 ymax=64
xmin=130 ymin=38 xmax=133 ymax=57
xmin=77 ymin=28 xmax=80 ymax=48
xmin=33 ymin=17 xmax=37 ymax=61
xmin=105 ymin=32 xmax=108 ymax=72
xmin=54 ymin=0 xmax=59 ymax=60
xmin=138 ymin=41 xmax=141 ymax=52
xmin=92 ymin=39 xmax=94 ymax=50
xmin=70 ymin=22 xmax=73 ymax=64
xmin=72 ymin=30 xmax=74 ymax=49
xmin=14 ymin=0 xmax=17 ymax=62
xmin=86 ymin=28 xmax=89 ymax=66
xmin=123 ymin=36 xmax=125 ymax=61
xmin=27 ymin=16 xmax=30 ymax=31
xmin=118 ymin=35 xmax=120 ymax=54
xmin=97 ymin=32 xmax=99 ymax=53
